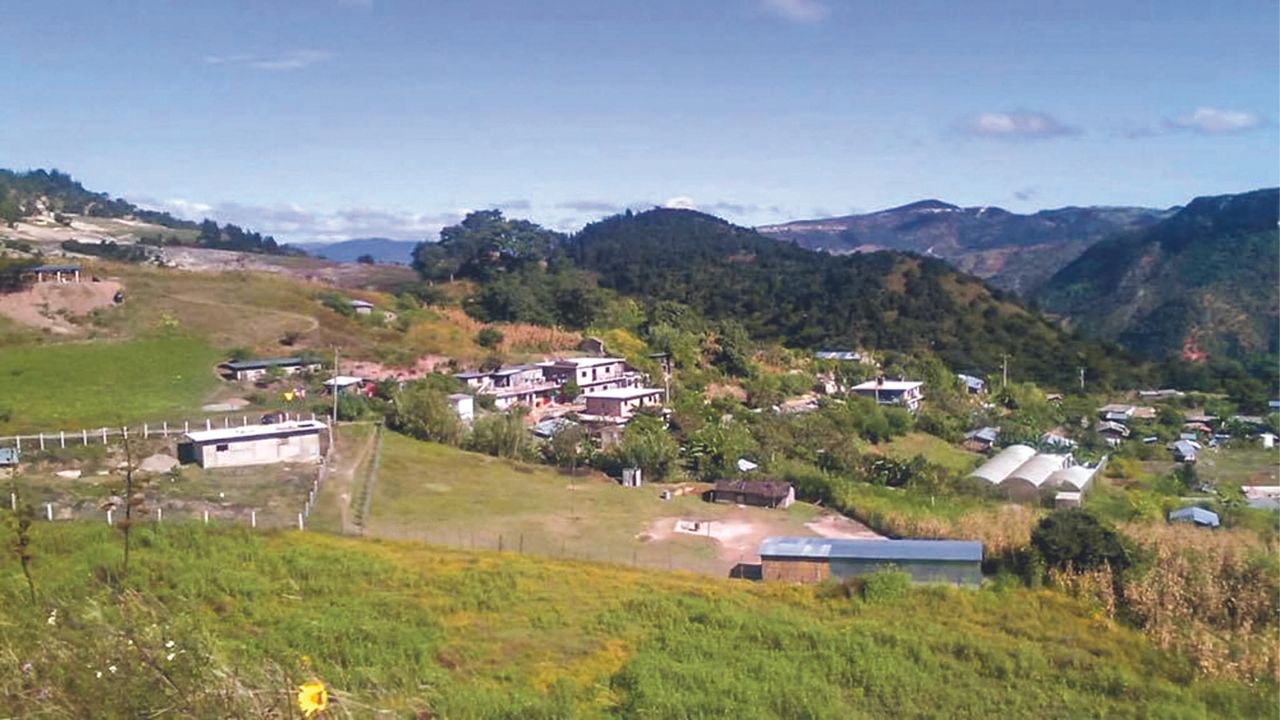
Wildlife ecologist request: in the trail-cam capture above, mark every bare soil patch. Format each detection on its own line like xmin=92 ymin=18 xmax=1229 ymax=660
xmin=0 ymin=280 xmax=123 ymax=334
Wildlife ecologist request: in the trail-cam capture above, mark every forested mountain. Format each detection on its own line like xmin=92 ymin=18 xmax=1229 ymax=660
xmin=0 ymin=168 xmax=292 ymax=255
xmin=1037 ymin=188 xmax=1279 ymax=367
xmin=414 ymin=208 xmax=1155 ymax=390
xmin=757 ymin=201 xmax=1171 ymax=293
xmin=291 ymin=237 xmax=417 ymax=264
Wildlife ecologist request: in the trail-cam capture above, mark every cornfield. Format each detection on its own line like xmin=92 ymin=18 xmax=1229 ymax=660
xmin=1050 ymin=523 xmax=1279 ymax=682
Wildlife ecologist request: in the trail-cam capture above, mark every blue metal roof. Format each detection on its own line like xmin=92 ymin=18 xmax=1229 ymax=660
xmin=957 ymin=373 xmax=986 ymax=390
xmin=814 ymin=350 xmax=860 ymax=361
xmin=1169 ymin=506 xmax=1220 ymax=528
xmin=0 ymin=447 xmax=18 ymax=465
xmin=759 ymin=537 xmax=983 ymax=562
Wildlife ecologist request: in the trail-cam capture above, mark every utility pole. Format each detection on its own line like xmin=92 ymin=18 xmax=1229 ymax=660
xmin=331 ymin=347 xmax=340 ymax=423
xmin=1001 ymin=354 xmax=1009 ymax=389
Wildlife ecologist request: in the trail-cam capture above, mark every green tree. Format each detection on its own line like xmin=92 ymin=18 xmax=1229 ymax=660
xmin=468 ymin=408 xmax=530 ymax=459
xmin=618 ymin=414 xmax=680 ymax=481
xmin=390 ymin=384 xmax=463 ymax=446
xmin=561 ymin=378 xmax=581 ymax=402
xmin=1031 ymin=509 xmax=1134 ymax=572
xmin=548 ymin=424 xmax=587 ymax=474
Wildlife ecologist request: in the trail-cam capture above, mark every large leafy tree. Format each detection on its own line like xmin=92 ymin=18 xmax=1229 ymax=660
xmin=1031 ymin=509 xmax=1134 ymax=572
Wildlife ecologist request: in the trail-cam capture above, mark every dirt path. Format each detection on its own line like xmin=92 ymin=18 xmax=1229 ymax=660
xmin=327 ymin=425 xmax=379 ymax=534
xmin=0 ymin=281 xmax=123 ymax=334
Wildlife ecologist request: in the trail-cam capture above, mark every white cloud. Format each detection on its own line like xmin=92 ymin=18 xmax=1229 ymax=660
xmin=203 ymin=49 xmax=332 ymax=71
xmin=760 ymin=0 xmax=829 ymax=22
xmin=136 ymin=197 xmax=461 ymax=243
xmin=663 ymin=196 xmax=698 ymax=210
xmin=1166 ymin=107 xmax=1264 ymax=134
xmin=961 ymin=111 xmax=1079 ymax=140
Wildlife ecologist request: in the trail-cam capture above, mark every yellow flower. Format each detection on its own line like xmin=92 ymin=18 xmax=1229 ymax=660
xmin=297 ymin=680 xmax=328 ymax=718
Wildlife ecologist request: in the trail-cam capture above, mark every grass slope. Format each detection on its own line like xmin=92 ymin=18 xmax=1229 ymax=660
xmin=362 ymin=434 xmax=826 ymax=575
xmin=0 ymin=335 xmax=222 ymax=433
xmin=0 ymin=524 xmax=1269 ymax=718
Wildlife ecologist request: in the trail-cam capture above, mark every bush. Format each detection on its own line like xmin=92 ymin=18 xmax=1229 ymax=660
xmin=1031 ymin=509 xmax=1134 ymax=573
xmin=476 ymin=327 xmax=504 ymax=349
xmin=859 ymin=569 xmax=911 ymax=603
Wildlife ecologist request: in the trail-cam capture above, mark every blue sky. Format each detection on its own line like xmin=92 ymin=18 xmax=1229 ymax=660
xmin=1 ymin=0 xmax=1276 ymax=242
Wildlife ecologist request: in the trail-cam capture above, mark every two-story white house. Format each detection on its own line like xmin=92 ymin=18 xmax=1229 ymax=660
xmin=850 ymin=379 xmax=924 ymax=411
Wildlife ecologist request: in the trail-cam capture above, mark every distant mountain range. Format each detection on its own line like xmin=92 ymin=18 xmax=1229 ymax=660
xmin=290 ymin=238 xmax=418 ymax=264
xmin=1036 ymin=188 xmax=1279 ymax=364
xmin=757 ymin=200 xmax=1173 ymax=293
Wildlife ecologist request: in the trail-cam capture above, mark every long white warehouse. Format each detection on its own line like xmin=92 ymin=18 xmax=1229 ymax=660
xmin=180 ymin=420 xmax=327 ymax=469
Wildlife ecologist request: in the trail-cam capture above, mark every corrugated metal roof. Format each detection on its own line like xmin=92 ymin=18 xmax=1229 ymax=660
xmin=759 ymin=537 xmax=983 ymax=562
xmin=184 ymin=420 xmax=327 ymax=444
xmin=1047 ymin=465 xmax=1095 ymax=491
xmin=223 ymin=357 xmax=310 ymax=371
xmin=1169 ymin=506 xmax=1220 ymax=527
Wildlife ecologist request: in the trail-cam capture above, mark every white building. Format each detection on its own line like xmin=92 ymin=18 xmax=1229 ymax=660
xmin=850 ymin=380 xmax=924 ymax=411
xmin=448 ymin=393 xmax=475 ymax=423
xmin=180 ymin=420 xmax=327 ymax=469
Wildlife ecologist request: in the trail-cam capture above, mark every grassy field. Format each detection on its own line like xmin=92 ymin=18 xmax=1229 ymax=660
xmin=0 ymin=523 xmax=1270 ymax=717
xmin=359 ymin=434 xmax=840 ymax=576
xmin=1194 ymin=445 xmax=1280 ymax=487
xmin=881 ymin=432 xmax=984 ymax=473
xmin=0 ymin=335 xmax=223 ymax=434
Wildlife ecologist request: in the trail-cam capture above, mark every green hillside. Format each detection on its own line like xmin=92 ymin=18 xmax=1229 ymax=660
xmin=0 ymin=523 xmax=1269 ymax=718
xmin=1038 ymin=188 xmax=1279 ymax=367
xmin=414 ymin=208 xmax=1156 ymax=391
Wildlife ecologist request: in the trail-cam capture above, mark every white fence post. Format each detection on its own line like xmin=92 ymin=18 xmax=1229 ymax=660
xmin=205 ymin=419 xmax=211 ymax=431
xmin=102 ymin=427 xmax=108 ymax=443
xmin=9 ymin=493 xmax=14 ymax=510
xmin=223 ymin=417 xmax=229 ymax=428
xmin=203 ymin=510 xmax=209 ymax=525
xmin=297 ymin=513 xmax=304 ymax=530
xmin=184 ymin=421 xmax=190 ymax=434
xmin=251 ymin=510 xmax=257 ymax=528
xmin=106 ymin=509 xmax=113 ymax=526
xmin=38 ymin=433 xmax=45 ymax=451
xmin=45 ymin=503 xmax=52 ymax=521
xmin=82 ymin=429 xmax=88 ymax=445
xmin=162 ymin=421 xmax=169 ymax=437
xmin=59 ymin=431 xmax=65 ymax=449
xmin=156 ymin=507 xmax=162 ymax=524
xmin=14 ymin=437 xmax=19 ymax=452
xmin=243 ymin=415 xmax=248 ymax=426
xmin=144 ymin=423 xmax=149 ymax=439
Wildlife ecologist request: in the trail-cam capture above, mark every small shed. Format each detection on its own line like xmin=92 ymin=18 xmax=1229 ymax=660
xmin=221 ymin=357 xmax=321 ymax=383
xmin=1054 ymin=491 xmax=1083 ymax=509
xmin=957 ymin=373 xmax=986 ymax=394
xmin=1259 ymin=432 xmax=1276 ymax=449
xmin=350 ymin=299 xmax=375 ymax=315
xmin=759 ymin=537 xmax=984 ymax=586
xmin=621 ymin=467 xmax=642 ymax=488
xmin=1170 ymin=439 xmax=1201 ymax=463
xmin=1168 ymin=506 xmax=1220 ymax=528
xmin=179 ymin=420 xmax=326 ymax=469
xmin=710 ymin=479 xmax=795 ymax=509
xmin=0 ymin=447 xmax=18 ymax=467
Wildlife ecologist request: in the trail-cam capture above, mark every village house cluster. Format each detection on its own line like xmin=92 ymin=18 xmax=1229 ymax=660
xmin=454 ymin=356 xmax=666 ymax=424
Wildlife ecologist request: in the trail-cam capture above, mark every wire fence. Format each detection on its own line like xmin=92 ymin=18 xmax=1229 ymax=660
xmin=0 ymin=412 xmax=325 ymax=453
